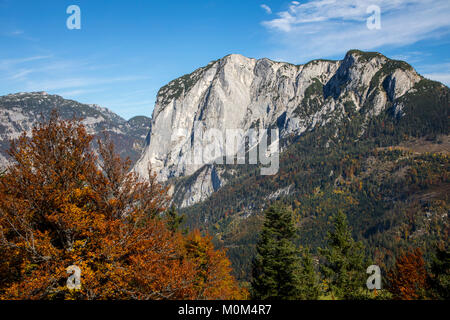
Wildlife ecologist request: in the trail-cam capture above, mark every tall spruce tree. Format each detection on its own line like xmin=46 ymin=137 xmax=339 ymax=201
xmin=251 ymin=204 xmax=302 ymax=300
xmin=428 ymin=245 xmax=450 ymax=300
xmin=165 ymin=205 xmax=186 ymax=233
xmin=319 ymin=211 xmax=367 ymax=299
xmin=297 ymin=247 xmax=321 ymax=299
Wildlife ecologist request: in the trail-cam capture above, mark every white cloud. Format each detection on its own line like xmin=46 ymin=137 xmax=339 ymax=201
xmin=418 ymin=63 xmax=450 ymax=86
xmin=0 ymin=53 xmax=150 ymax=92
xmin=10 ymin=30 xmax=24 ymax=36
xmin=261 ymin=4 xmax=272 ymax=14
xmin=423 ymin=73 xmax=450 ymax=86
xmin=0 ymin=55 xmax=52 ymax=69
xmin=23 ymin=75 xmax=150 ymax=92
xmin=264 ymin=0 xmax=430 ymax=31
xmin=9 ymin=69 xmax=34 ymax=80
xmin=390 ymin=51 xmax=430 ymax=64
xmin=58 ymin=88 xmax=105 ymax=97
xmin=261 ymin=0 xmax=450 ymax=63
xmin=2 ymin=29 xmax=39 ymax=41
xmin=419 ymin=62 xmax=450 ymax=73
xmin=0 ymin=52 xmax=154 ymax=119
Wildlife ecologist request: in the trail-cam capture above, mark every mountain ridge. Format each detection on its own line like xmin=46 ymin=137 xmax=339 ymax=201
xmin=133 ymin=49 xmax=433 ymax=208
xmin=0 ymin=91 xmax=151 ymax=167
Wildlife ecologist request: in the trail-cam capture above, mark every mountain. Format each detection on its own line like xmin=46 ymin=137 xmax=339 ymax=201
xmin=135 ymin=50 xmax=430 ymax=206
xmin=0 ymin=92 xmax=151 ymax=168
xmin=133 ymin=49 xmax=449 ymax=280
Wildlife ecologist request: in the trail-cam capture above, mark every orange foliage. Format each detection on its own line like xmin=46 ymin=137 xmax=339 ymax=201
xmin=387 ymin=248 xmax=429 ymax=300
xmin=184 ymin=230 xmax=248 ymax=300
xmin=0 ymin=112 xmax=243 ymax=300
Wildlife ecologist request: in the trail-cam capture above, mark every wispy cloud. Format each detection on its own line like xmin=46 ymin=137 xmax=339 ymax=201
xmin=390 ymin=51 xmax=431 ymax=64
xmin=423 ymin=73 xmax=450 ymax=86
xmin=9 ymin=69 xmax=34 ymax=80
xmin=9 ymin=30 xmax=24 ymax=36
xmin=417 ymin=62 xmax=450 ymax=86
xmin=261 ymin=4 xmax=272 ymax=14
xmin=261 ymin=0 xmax=450 ymax=63
xmin=0 ymin=54 xmax=150 ymax=92
xmin=0 ymin=51 xmax=155 ymax=118
xmin=0 ymin=55 xmax=52 ymax=69
xmin=2 ymin=29 xmax=39 ymax=41
xmin=23 ymin=75 xmax=151 ymax=92
xmin=57 ymin=88 xmax=106 ymax=97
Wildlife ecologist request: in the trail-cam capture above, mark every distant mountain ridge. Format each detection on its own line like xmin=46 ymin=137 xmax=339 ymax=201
xmin=0 ymin=91 xmax=151 ymax=167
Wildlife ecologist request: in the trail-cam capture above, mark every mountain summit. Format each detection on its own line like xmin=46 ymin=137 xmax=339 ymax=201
xmin=134 ymin=50 xmax=436 ymax=207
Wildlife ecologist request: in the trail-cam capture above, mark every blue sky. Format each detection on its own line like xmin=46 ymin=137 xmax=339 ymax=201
xmin=0 ymin=0 xmax=449 ymax=120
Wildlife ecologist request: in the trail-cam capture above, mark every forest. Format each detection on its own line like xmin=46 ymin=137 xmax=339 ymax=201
xmin=0 ymin=113 xmax=245 ymax=300
xmin=180 ymin=78 xmax=449 ymax=292
xmin=0 ymin=101 xmax=448 ymax=299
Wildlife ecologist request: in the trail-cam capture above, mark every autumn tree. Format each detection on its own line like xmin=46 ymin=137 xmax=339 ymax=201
xmin=184 ymin=230 xmax=247 ymax=300
xmin=0 ymin=112 xmax=240 ymax=300
xmin=387 ymin=248 xmax=429 ymax=300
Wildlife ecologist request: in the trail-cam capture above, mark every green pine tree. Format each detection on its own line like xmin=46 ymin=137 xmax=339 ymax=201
xmin=165 ymin=205 xmax=185 ymax=233
xmin=319 ymin=211 xmax=367 ymax=299
xmin=297 ymin=247 xmax=321 ymax=299
xmin=428 ymin=245 xmax=450 ymax=300
xmin=251 ymin=204 xmax=302 ymax=300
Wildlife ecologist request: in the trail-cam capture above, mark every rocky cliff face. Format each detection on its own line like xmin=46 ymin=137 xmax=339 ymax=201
xmin=0 ymin=92 xmax=150 ymax=167
xmin=134 ymin=50 xmax=422 ymax=207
